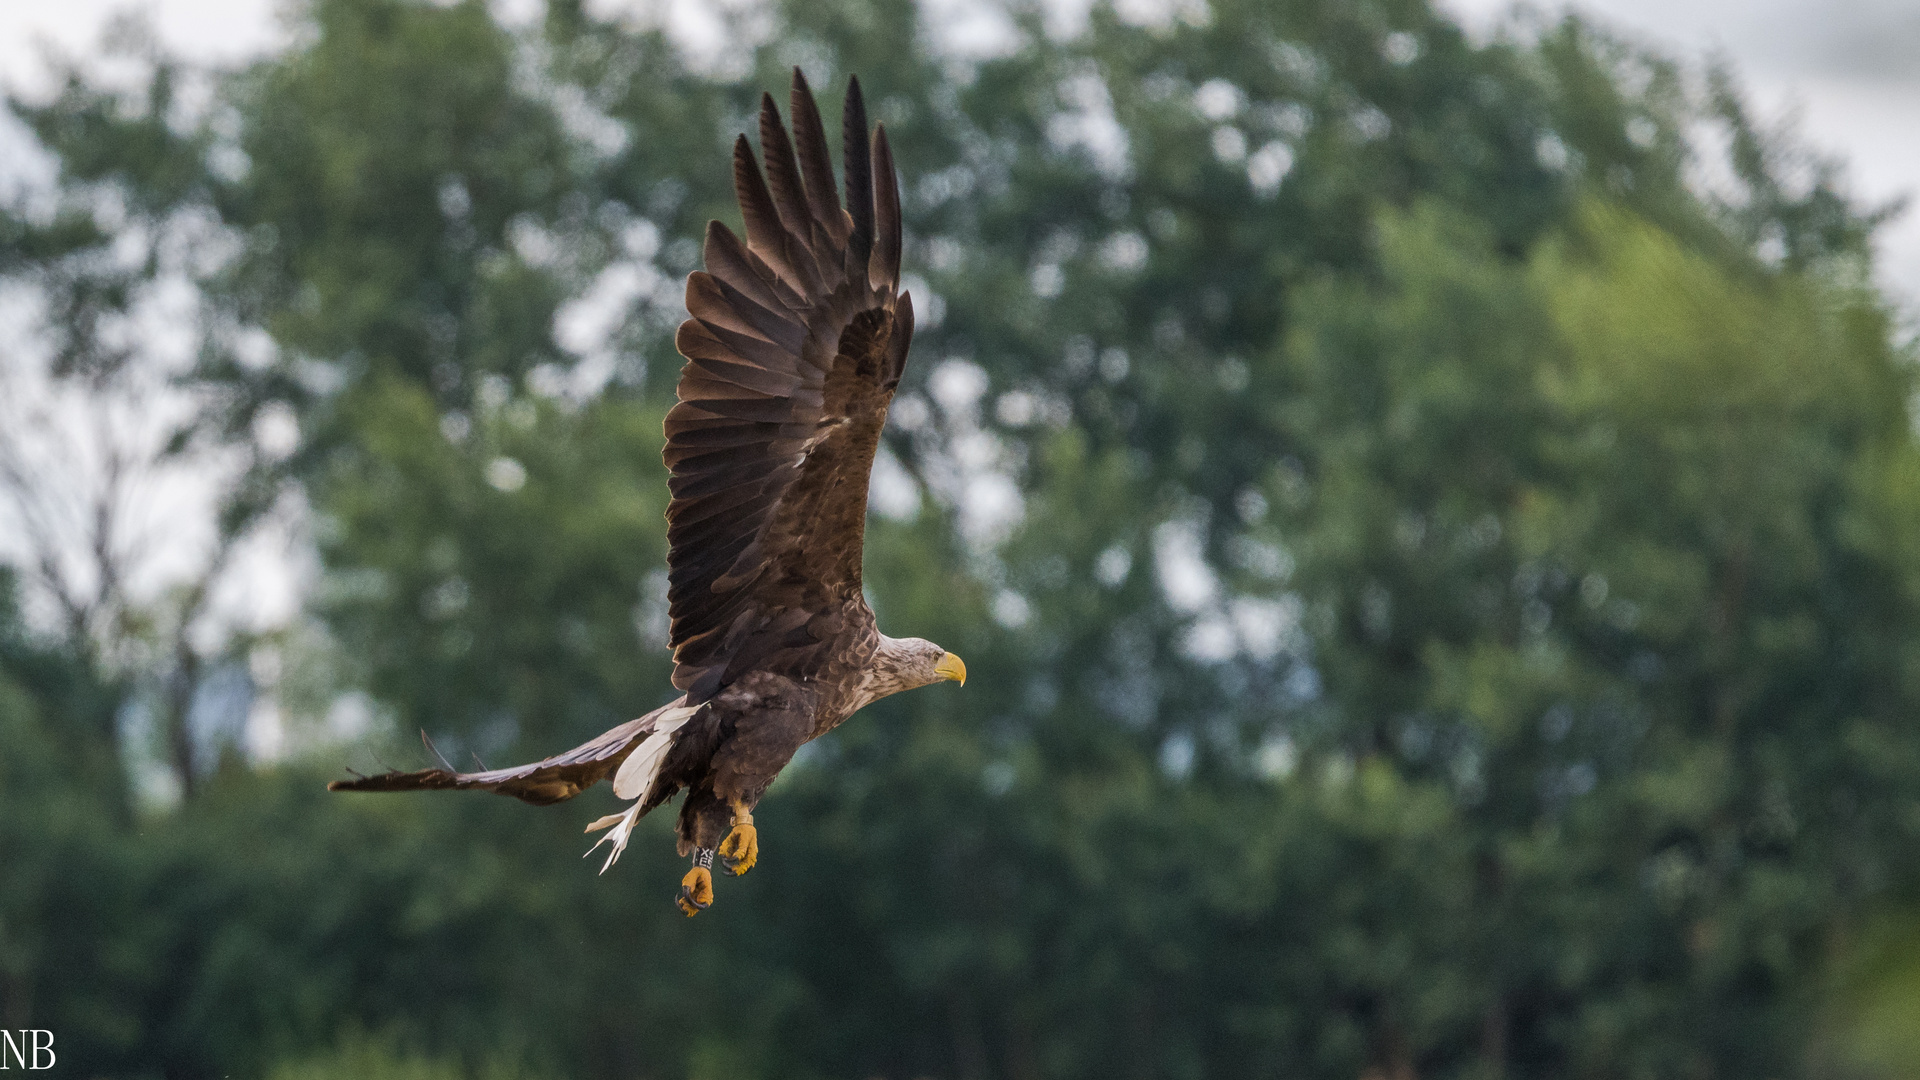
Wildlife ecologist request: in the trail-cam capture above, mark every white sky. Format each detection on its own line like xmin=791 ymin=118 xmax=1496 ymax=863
xmin=0 ymin=0 xmax=284 ymax=77
xmin=1448 ymin=0 xmax=1920 ymax=309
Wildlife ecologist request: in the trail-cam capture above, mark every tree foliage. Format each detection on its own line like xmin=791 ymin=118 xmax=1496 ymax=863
xmin=4 ymin=0 xmax=1919 ymax=1076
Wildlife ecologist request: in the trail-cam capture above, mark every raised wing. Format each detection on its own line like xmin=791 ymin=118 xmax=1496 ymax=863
xmin=665 ymin=69 xmax=915 ymax=703
xmin=328 ymin=700 xmax=700 ymax=806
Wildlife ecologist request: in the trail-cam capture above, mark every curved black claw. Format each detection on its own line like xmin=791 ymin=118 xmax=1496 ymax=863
xmin=676 ymin=866 xmax=713 ymax=916
xmin=719 ymin=821 xmax=759 ymax=876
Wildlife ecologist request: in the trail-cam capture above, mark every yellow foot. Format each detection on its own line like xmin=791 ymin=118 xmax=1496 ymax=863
xmin=719 ymin=822 xmax=759 ymax=876
xmin=676 ymin=866 xmax=713 ymax=916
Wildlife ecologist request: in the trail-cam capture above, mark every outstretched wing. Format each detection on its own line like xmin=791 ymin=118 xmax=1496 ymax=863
xmin=665 ymin=69 xmax=915 ymax=704
xmin=328 ymin=700 xmax=701 ymax=806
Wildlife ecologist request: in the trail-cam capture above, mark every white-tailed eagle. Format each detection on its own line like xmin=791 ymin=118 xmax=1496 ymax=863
xmin=331 ymin=70 xmax=964 ymax=916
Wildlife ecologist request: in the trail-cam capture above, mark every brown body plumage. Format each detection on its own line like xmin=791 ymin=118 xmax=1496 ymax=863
xmin=329 ymin=71 xmax=965 ymax=915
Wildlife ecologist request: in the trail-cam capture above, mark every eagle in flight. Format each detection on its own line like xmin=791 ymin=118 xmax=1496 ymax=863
xmin=330 ymin=71 xmax=965 ymax=917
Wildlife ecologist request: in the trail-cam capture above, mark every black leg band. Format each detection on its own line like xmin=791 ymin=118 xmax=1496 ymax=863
xmin=693 ymin=847 xmax=714 ymax=871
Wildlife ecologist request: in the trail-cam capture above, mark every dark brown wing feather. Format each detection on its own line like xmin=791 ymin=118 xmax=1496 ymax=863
xmin=665 ymin=70 xmax=914 ymax=704
xmin=327 ymin=701 xmax=686 ymax=806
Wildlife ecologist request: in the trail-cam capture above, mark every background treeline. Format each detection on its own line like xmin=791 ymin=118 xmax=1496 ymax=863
xmin=3 ymin=0 xmax=1920 ymax=1076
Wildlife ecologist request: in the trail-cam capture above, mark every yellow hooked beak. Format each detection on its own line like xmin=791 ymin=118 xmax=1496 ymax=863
xmin=935 ymin=652 xmax=967 ymax=686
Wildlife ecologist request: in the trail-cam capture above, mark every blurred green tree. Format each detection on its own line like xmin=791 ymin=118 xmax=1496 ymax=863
xmin=1265 ymin=198 xmax=1920 ymax=1073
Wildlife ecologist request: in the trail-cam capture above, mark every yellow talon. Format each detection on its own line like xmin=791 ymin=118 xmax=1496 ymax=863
xmin=719 ymin=818 xmax=759 ymax=876
xmin=676 ymin=866 xmax=713 ymax=916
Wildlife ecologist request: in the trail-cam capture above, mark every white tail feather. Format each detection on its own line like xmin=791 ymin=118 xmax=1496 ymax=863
xmin=581 ymin=704 xmax=702 ymax=874
xmin=583 ymin=801 xmax=644 ymax=874
xmin=584 ymin=812 xmax=627 ymax=833
xmin=612 ymin=704 xmax=699 ymax=799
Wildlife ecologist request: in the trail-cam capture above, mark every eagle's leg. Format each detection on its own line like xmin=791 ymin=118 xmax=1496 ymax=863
xmin=718 ymin=798 xmax=759 ymax=876
xmin=676 ymin=848 xmax=715 ymax=916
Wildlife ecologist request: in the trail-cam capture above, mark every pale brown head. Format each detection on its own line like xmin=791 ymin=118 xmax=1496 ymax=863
xmin=866 ymin=634 xmax=967 ymax=705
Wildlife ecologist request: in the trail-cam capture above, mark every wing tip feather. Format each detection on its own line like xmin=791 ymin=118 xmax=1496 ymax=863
xmin=869 ymin=123 xmax=902 ymax=288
